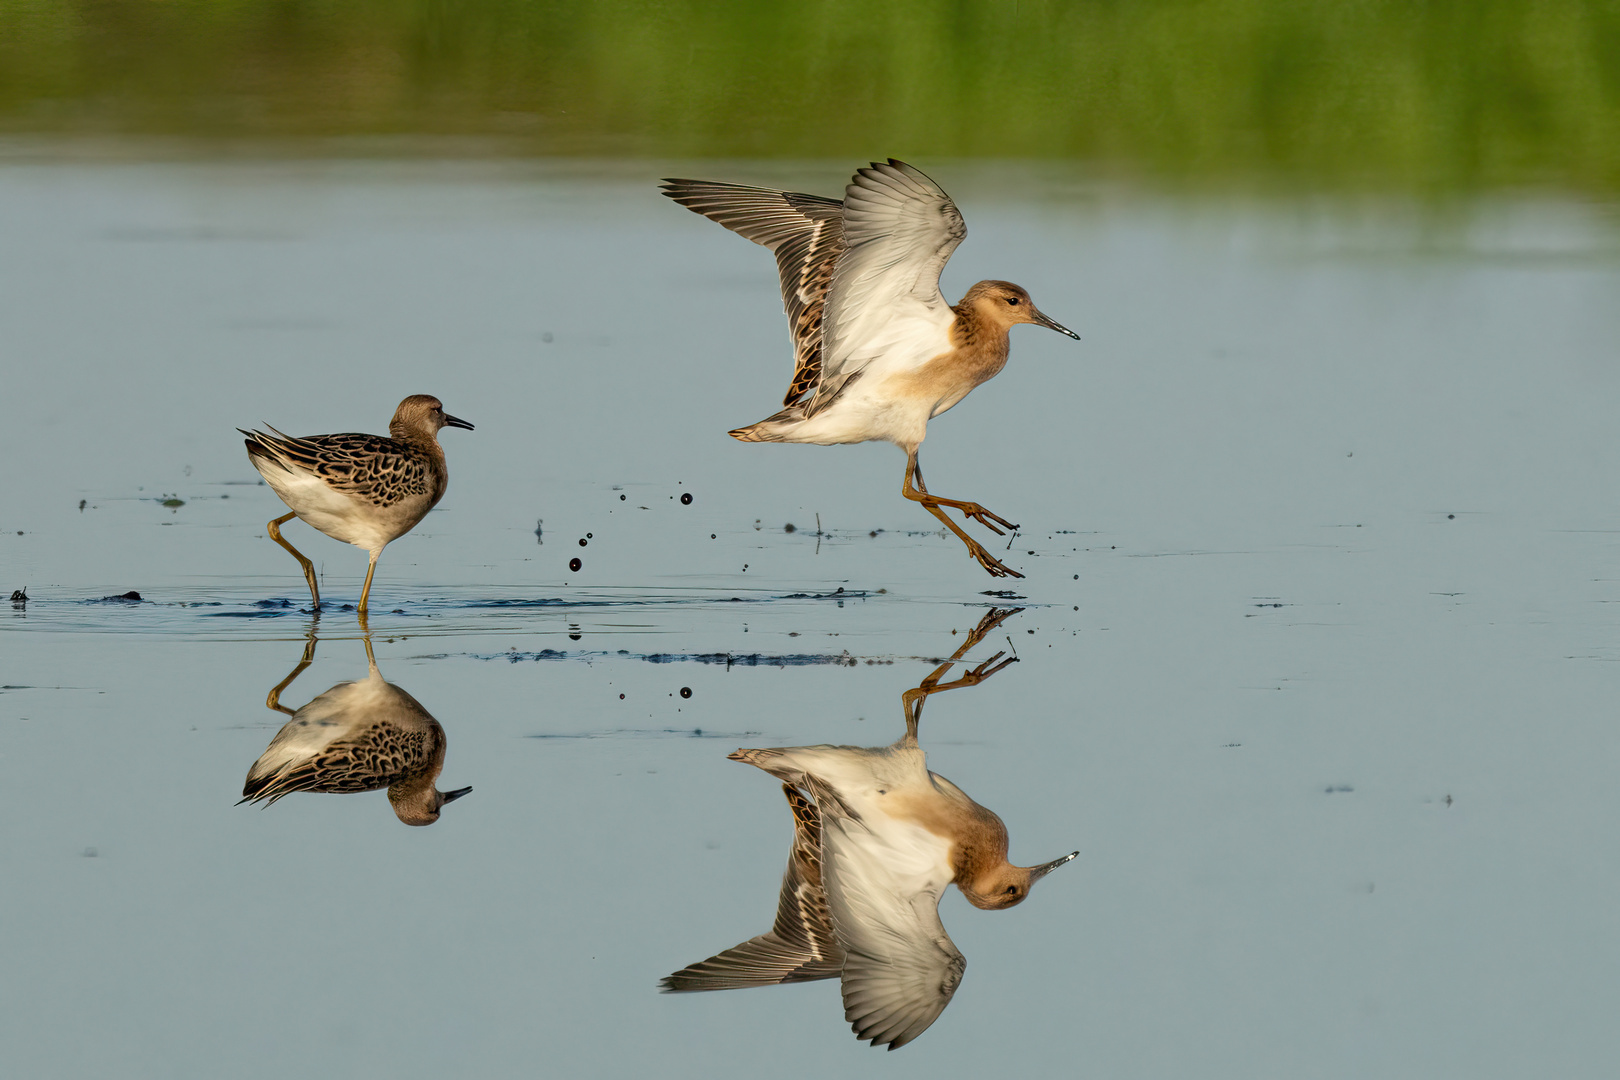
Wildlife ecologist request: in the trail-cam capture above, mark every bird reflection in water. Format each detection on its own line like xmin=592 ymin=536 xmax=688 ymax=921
xmin=662 ymin=608 xmax=1077 ymax=1049
xmin=238 ymin=634 xmax=471 ymax=825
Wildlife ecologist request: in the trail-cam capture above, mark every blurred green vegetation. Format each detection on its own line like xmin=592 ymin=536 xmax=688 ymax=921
xmin=2 ymin=0 xmax=1617 ymax=193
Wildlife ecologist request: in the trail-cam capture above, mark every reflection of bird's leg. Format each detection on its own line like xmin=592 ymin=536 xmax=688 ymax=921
xmin=358 ymin=549 xmax=381 ymax=616
xmin=267 ymin=512 xmax=320 ymax=607
xmin=901 ymin=607 xmax=1024 ymax=743
xmin=902 ymin=451 xmax=1024 ymax=579
xmin=265 ymin=634 xmax=318 ymax=714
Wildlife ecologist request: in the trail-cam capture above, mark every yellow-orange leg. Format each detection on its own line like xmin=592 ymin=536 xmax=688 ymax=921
xmin=902 ymin=607 xmax=1023 ymax=742
xmin=903 ymin=452 xmax=1024 ymax=578
xmin=265 ymin=634 xmax=318 ymax=714
xmin=357 ymin=549 xmax=380 ymax=617
xmin=267 ymin=512 xmax=321 ymax=607
xmin=906 ymin=452 xmax=1018 ymax=533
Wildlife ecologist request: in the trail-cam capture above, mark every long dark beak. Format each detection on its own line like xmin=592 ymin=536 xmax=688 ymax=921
xmin=1032 ymin=309 xmax=1081 ymax=340
xmin=440 ymin=785 xmax=473 ymax=805
xmin=1028 ymin=850 xmax=1079 ymax=882
xmin=442 ymin=414 xmax=475 ymax=431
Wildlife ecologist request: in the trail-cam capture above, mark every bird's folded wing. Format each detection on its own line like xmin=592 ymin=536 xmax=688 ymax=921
xmin=813 ymin=160 xmax=966 ymax=413
xmin=816 ymin=791 xmax=965 ymax=1050
xmin=242 ymin=428 xmax=421 ymax=501
xmin=660 ymin=179 xmax=846 ymax=406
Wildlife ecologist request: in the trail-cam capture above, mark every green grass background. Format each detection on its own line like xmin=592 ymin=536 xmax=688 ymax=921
xmin=3 ymin=0 xmax=1617 ymax=192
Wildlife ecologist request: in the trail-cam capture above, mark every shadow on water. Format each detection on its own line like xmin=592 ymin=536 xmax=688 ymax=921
xmin=237 ymin=632 xmax=472 ymax=826
xmin=659 ymin=607 xmax=1079 ymax=1051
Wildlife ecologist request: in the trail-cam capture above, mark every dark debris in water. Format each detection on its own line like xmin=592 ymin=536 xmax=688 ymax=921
xmin=485 ymin=649 xmax=862 ymax=668
xmin=470 ymin=589 xmax=866 ymax=610
xmin=88 ymin=591 xmax=143 ymax=603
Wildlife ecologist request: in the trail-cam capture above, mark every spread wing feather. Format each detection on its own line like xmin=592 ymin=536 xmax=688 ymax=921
xmin=661 ymin=785 xmax=844 ymax=991
xmin=811 ymin=776 xmax=965 ymax=1051
xmin=812 ymin=160 xmax=966 ymax=416
xmin=660 ymin=178 xmax=846 ymax=407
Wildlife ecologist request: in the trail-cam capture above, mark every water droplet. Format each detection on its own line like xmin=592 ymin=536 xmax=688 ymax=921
xmin=578 ymin=538 xmax=587 ymax=547
xmin=680 ymin=493 xmax=693 ymax=505
xmin=680 ymin=687 xmax=692 ymax=699
xmin=569 ymin=557 xmax=582 ymax=572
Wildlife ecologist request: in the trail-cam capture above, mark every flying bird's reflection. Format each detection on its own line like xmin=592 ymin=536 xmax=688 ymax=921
xmin=238 ymin=634 xmax=471 ymax=826
xmin=662 ymin=607 xmax=1077 ymax=1050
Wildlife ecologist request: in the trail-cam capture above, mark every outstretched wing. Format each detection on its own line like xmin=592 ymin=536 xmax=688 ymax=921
xmin=661 ymin=784 xmax=844 ymax=991
xmin=241 ymin=428 xmax=433 ymax=506
xmin=660 ymin=178 xmax=846 ymax=407
xmin=812 ymin=777 xmax=965 ymax=1051
xmin=812 ymin=160 xmax=966 ymax=415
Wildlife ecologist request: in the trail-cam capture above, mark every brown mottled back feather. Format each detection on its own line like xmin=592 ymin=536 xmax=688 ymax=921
xmin=240 ymin=427 xmax=444 ymax=510
xmin=239 ymin=719 xmax=439 ymax=805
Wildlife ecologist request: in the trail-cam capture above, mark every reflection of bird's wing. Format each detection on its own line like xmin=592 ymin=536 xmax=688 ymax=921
xmin=661 ymin=784 xmax=843 ymax=991
xmin=659 ymin=178 xmax=846 ymax=408
xmin=812 ymin=160 xmax=966 ymax=416
xmin=239 ymin=675 xmax=431 ymax=803
xmin=241 ymin=427 xmax=434 ymax=506
xmin=813 ymin=777 xmax=964 ymax=1051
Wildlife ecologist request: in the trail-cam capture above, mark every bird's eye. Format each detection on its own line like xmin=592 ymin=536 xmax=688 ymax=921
xmin=1005 ymin=885 xmax=1018 ymax=894
xmin=1006 ymin=297 xmax=1021 ymax=305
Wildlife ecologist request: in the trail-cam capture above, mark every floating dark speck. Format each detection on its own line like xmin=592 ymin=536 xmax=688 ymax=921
xmin=680 ymin=687 xmax=692 ymax=699
xmin=680 ymin=493 xmax=693 ymax=505
xmin=578 ymin=538 xmax=588 ymax=547
xmin=784 ymin=523 xmax=796 ymax=533
xmin=620 ymin=494 xmax=626 ymax=501
xmin=569 ymin=557 xmax=582 ymax=572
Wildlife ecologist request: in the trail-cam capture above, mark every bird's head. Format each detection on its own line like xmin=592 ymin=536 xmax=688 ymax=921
xmin=961 ymin=280 xmax=1080 ymax=340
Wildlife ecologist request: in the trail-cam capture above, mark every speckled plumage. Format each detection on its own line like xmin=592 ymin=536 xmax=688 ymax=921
xmin=239 ymin=394 xmax=473 ymax=615
xmin=240 ymin=644 xmax=471 ymax=826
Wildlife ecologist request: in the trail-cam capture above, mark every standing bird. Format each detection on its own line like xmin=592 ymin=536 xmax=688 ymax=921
xmin=661 ymin=160 xmax=1079 ymax=578
xmin=240 ymin=395 xmax=473 ymax=616
xmin=661 ymin=608 xmax=1077 ymax=1050
xmin=240 ymin=634 xmax=472 ymax=826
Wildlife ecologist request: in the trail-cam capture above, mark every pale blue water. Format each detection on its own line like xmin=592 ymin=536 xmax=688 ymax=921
xmin=3 ymin=157 xmax=1620 ymax=1077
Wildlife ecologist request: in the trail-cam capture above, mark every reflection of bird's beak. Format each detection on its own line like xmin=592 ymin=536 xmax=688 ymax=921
xmin=1029 ymin=850 xmax=1080 ymax=881
xmin=443 ymin=414 xmax=475 ymax=431
xmin=441 ymin=786 xmax=473 ymax=805
xmin=1032 ymin=309 xmax=1081 ymax=340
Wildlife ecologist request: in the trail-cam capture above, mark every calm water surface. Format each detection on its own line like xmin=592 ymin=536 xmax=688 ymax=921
xmin=3 ymin=158 xmax=1620 ymax=1077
